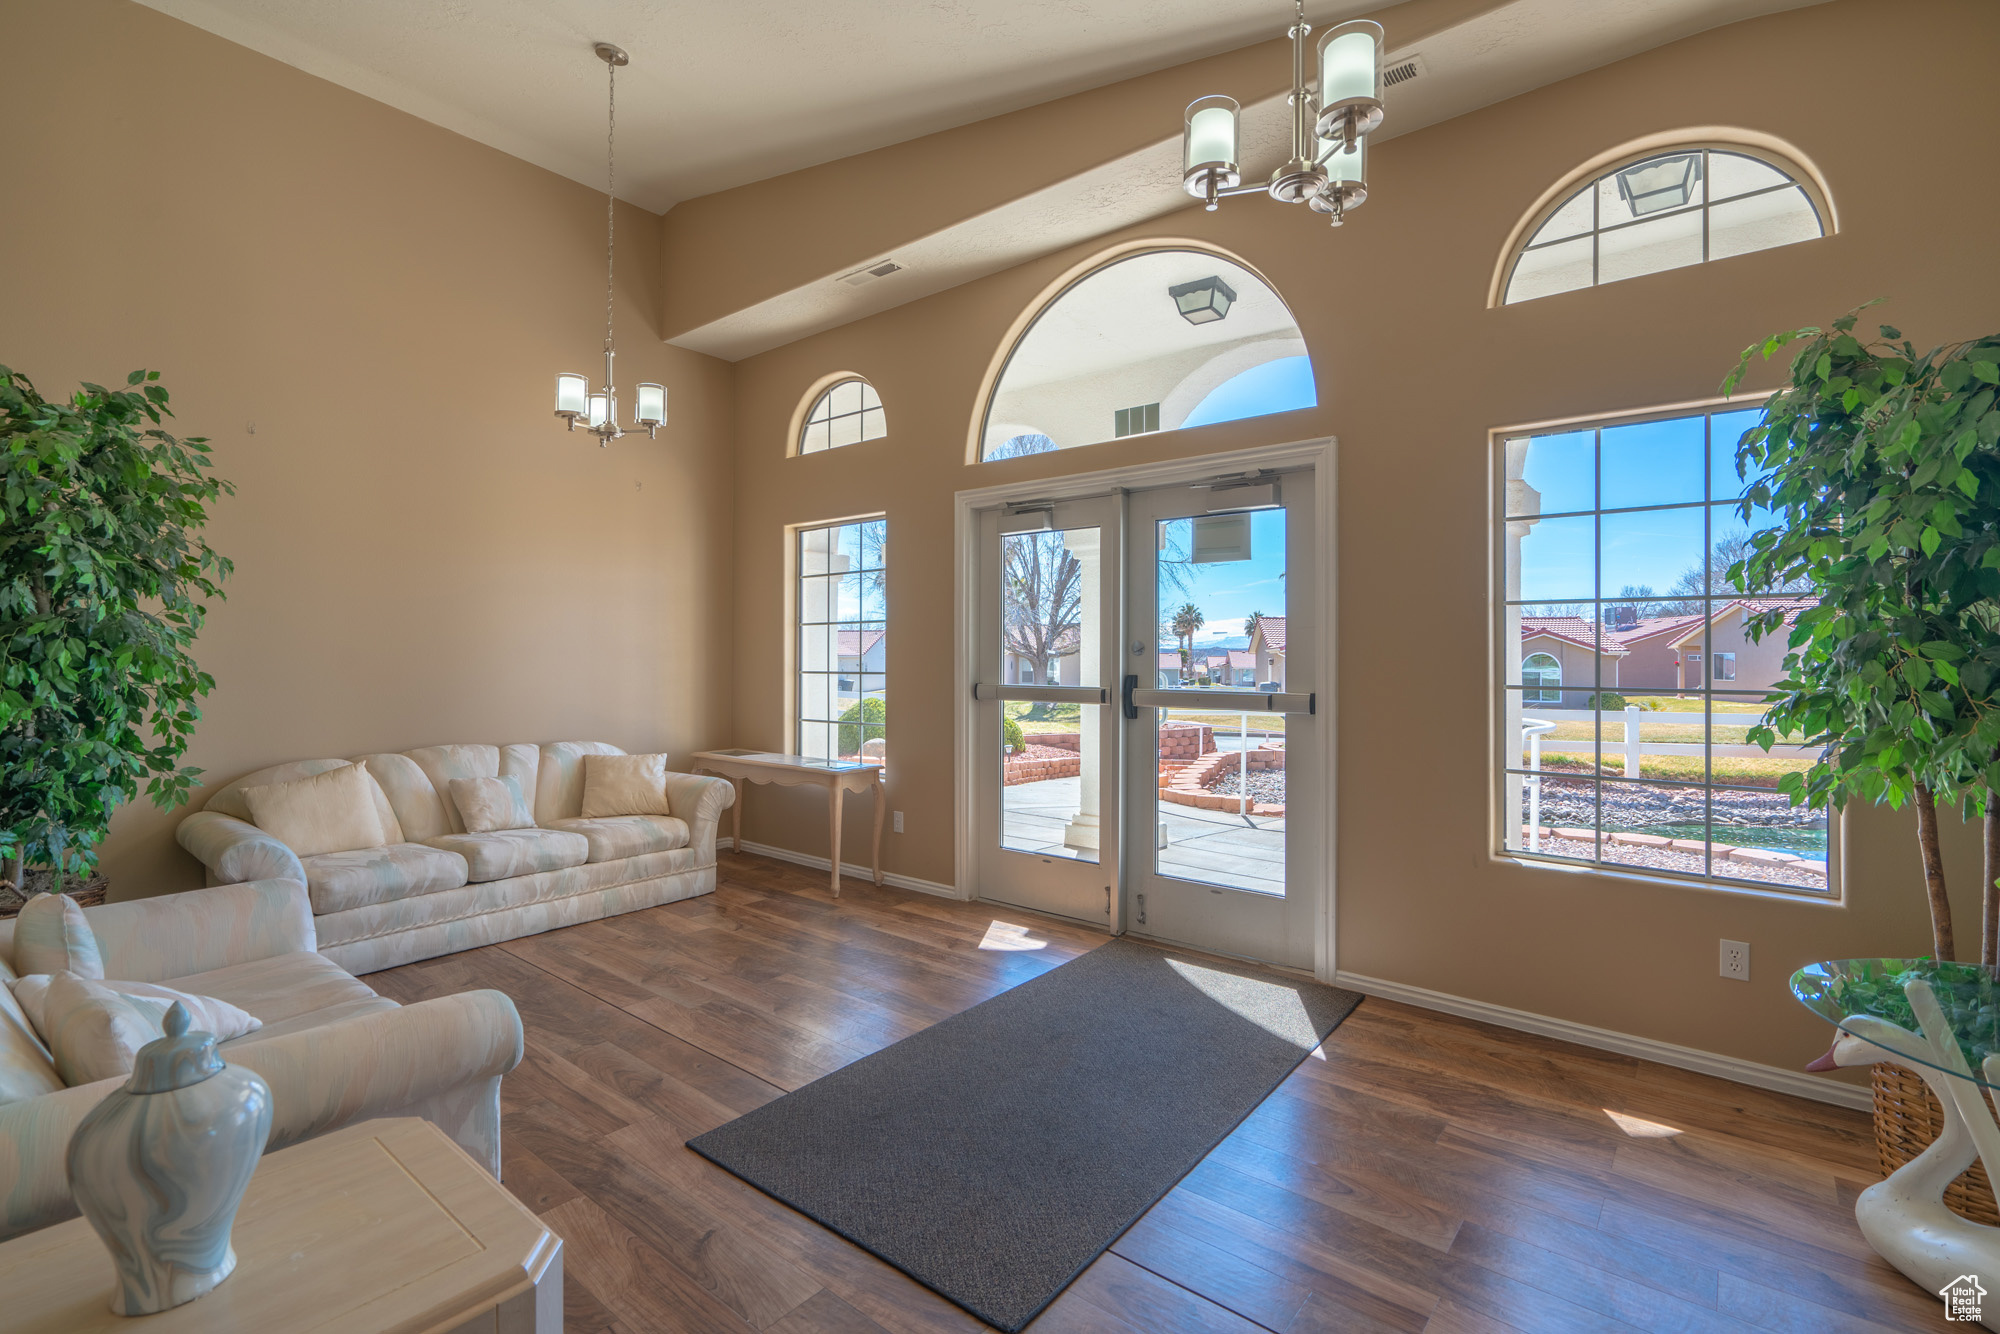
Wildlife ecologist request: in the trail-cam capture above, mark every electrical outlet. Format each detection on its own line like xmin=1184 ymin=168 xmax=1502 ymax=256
xmin=892 ymin=811 xmax=904 ymax=834
xmin=1720 ymin=939 xmax=1750 ymax=981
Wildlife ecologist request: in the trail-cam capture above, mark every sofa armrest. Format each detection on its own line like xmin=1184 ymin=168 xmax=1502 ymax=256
xmin=0 ymin=988 xmax=524 ymax=1241
xmin=87 ymin=879 xmax=317 ymax=983
xmin=665 ymin=771 xmax=735 ymax=830
xmin=179 ymin=809 xmax=307 ymax=887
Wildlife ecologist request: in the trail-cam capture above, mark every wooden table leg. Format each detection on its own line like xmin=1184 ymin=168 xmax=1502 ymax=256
xmin=828 ymin=782 xmax=845 ymax=898
xmin=871 ymin=773 xmax=886 ymax=886
xmin=731 ymin=777 xmax=744 ymax=853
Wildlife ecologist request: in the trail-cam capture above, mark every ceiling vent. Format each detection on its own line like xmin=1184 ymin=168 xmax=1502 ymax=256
xmin=839 ymin=260 xmax=903 ymax=287
xmin=1382 ymin=52 xmax=1426 ymax=89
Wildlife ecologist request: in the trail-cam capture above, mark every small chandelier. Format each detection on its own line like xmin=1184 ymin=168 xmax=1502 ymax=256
xmin=555 ymin=42 xmax=665 ymax=446
xmin=1181 ymin=1 xmax=1384 ymax=227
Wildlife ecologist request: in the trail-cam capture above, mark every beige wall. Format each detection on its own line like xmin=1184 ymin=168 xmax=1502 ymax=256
xmin=725 ymin=0 xmax=2000 ymax=1075
xmin=0 ymin=0 xmax=737 ymax=897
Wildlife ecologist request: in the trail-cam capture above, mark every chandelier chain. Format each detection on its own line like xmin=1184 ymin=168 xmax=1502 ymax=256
xmin=605 ymin=58 xmax=616 ymax=355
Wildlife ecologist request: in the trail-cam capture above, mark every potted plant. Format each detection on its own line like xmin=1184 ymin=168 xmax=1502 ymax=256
xmin=0 ymin=368 xmax=233 ymax=911
xmin=1726 ymin=306 xmax=2000 ymax=1214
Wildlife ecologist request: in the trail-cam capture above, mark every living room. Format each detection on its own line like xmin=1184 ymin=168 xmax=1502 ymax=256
xmin=3 ymin=0 xmax=1997 ymax=1330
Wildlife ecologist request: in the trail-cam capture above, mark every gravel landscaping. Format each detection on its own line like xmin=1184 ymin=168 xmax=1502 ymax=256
xmin=1210 ymin=770 xmax=1286 ymax=803
xmin=1529 ymin=833 xmax=1828 ymax=889
xmin=1524 ymin=776 xmax=1822 ymax=831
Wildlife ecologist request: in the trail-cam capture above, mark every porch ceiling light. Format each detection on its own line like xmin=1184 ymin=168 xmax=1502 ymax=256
xmin=1615 ymin=152 xmax=1702 ymax=217
xmin=1168 ymin=277 xmax=1238 ymax=326
xmin=1180 ymin=2 xmax=1386 ymax=228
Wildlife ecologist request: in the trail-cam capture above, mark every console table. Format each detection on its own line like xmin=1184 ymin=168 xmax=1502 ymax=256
xmin=0 ymin=1117 xmax=561 ymax=1334
xmin=693 ymin=749 xmax=885 ymax=896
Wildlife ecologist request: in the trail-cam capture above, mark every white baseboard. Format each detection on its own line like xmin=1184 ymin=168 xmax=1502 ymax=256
xmin=722 ymin=838 xmax=962 ymax=900
xmin=1333 ymin=969 xmax=1871 ymax=1113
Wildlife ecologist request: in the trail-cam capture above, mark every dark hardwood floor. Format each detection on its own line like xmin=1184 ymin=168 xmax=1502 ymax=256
xmin=368 ymin=852 xmax=1947 ymax=1333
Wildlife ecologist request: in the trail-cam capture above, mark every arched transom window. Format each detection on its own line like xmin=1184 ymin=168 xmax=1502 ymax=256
xmin=1503 ymin=146 xmax=1825 ymax=305
xmin=980 ymin=249 xmax=1315 ymax=461
xmin=799 ymin=377 xmax=886 ymax=454
xmin=1522 ymin=652 xmax=1562 ymax=705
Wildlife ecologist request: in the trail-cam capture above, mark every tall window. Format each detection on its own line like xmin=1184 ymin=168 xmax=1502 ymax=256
xmin=799 ymin=378 xmax=886 ymax=454
xmin=1497 ymin=405 xmax=1829 ymax=894
xmin=797 ymin=519 xmax=886 ymax=763
xmin=1503 ymin=146 xmax=1825 ymax=305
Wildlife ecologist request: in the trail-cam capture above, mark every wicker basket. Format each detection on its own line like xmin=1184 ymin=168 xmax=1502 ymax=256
xmin=1874 ymin=1062 xmax=2000 ymax=1225
xmin=0 ymin=877 xmax=109 ymax=920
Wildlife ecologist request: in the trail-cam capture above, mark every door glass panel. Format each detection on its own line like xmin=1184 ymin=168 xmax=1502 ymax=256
xmin=998 ymin=526 xmax=1101 ymax=864
xmin=1153 ymin=508 xmax=1286 ymax=893
xmin=1000 ymin=704 xmax=1101 ymax=863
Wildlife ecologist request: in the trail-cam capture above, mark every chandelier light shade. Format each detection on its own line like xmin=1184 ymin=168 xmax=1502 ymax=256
xmin=1177 ymin=1 xmax=1389 ymax=228
xmin=1168 ymin=276 xmax=1238 ymax=325
xmin=1182 ymin=95 xmax=1242 ymax=209
xmin=552 ymin=41 xmax=665 ymax=446
xmin=1315 ymin=20 xmax=1384 ymax=144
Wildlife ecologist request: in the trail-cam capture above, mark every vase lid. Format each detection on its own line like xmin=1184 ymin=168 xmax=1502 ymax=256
xmin=128 ymin=1003 xmax=225 ymax=1094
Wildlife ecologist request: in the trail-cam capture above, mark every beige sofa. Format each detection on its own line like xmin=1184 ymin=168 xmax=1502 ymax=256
xmin=0 ymin=879 xmax=523 ymax=1240
xmin=177 ymin=741 xmax=734 ymax=975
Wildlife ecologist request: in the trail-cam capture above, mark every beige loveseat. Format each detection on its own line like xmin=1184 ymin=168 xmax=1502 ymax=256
xmin=0 ymin=879 xmax=523 ymax=1240
xmin=177 ymin=741 xmax=734 ymax=975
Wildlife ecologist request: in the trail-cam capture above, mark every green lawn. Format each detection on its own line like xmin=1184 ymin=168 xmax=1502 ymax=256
xmin=1637 ymin=696 xmax=1771 ymax=713
xmin=1525 ymin=751 xmax=1809 ymax=786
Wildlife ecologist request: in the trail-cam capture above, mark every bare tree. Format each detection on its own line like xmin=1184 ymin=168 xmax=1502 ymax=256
xmin=1002 ymin=532 xmax=1081 ymax=686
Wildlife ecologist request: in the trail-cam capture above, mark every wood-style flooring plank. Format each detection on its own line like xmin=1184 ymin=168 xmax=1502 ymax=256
xmin=360 ymin=850 xmax=1945 ymax=1334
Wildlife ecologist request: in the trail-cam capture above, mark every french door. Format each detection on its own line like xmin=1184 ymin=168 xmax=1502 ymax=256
xmin=969 ymin=469 xmax=1320 ymax=968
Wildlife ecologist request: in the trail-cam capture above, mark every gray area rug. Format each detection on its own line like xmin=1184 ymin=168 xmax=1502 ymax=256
xmin=685 ymin=937 xmax=1363 ymax=1331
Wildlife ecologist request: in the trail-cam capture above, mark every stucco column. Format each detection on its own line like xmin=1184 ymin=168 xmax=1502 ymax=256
xmin=1063 ymin=528 xmax=1103 ymax=856
xmin=1503 ymin=438 xmax=1542 ymax=848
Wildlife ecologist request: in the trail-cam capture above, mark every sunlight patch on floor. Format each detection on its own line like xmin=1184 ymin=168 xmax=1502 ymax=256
xmin=1604 ymin=1108 xmax=1684 ymax=1138
xmin=1167 ymin=957 xmax=1319 ymax=1050
xmin=979 ymin=920 xmax=1049 ymax=951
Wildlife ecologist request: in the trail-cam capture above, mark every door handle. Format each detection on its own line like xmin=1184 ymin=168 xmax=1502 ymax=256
xmin=1123 ymin=674 xmax=1139 ymax=720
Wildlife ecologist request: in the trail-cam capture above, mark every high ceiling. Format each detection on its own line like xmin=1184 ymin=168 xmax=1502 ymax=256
xmin=134 ymin=0 xmax=1389 ymax=212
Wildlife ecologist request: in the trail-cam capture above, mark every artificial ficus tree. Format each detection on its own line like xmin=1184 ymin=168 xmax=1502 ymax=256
xmin=0 ymin=367 xmax=233 ymax=903
xmin=1725 ymin=306 xmax=2000 ymax=963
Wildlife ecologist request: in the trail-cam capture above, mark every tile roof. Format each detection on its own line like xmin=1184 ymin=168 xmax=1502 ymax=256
xmin=835 ymin=629 xmax=886 ymax=656
xmin=1254 ymin=616 xmax=1286 ymax=652
xmin=1521 ymin=617 xmax=1630 ymax=656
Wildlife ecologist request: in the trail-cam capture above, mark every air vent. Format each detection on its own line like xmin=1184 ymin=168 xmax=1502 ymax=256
xmin=1114 ymin=403 xmax=1160 ymax=438
xmin=839 ymin=260 xmax=904 ymax=287
xmin=1382 ymin=52 xmax=1425 ymax=88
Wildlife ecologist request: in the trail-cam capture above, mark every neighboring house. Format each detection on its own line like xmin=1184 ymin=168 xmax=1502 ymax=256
xmin=1249 ymin=616 xmax=1287 ymax=689
xmin=1157 ymin=650 xmax=1181 ymax=686
xmin=836 ymin=628 xmax=887 ymax=701
xmin=1519 ymin=598 xmax=1812 ymax=706
xmin=1002 ymin=626 xmax=1081 ymax=686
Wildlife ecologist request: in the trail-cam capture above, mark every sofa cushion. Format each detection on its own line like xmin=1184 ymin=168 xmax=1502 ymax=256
xmin=299 ymin=842 xmax=470 ymax=915
xmin=169 ymin=950 xmax=382 ymax=1026
xmin=244 ymin=761 xmax=389 ymax=858
xmin=425 ymin=828 xmax=589 ymax=883
xmin=11 ymin=893 xmax=103 ymax=979
xmin=12 ymin=974 xmax=261 ymax=1048
xmin=546 ymin=815 xmax=690 ymax=863
xmin=534 ymin=741 xmax=626 ymax=823
xmin=0 ymin=978 xmax=61 ymax=1104
xmin=210 ymin=757 xmax=404 ymax=844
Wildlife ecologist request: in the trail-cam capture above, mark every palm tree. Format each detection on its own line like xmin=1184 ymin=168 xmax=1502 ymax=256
xmin=1244 ymin=610 xmax=1264 ymax=638
xmin=1170 ymin=602 xmax=1205 ymax=682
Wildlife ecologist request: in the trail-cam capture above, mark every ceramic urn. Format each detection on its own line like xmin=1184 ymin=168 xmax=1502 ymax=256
xmin=65 ymin=1001 xmax=274 ymax=1315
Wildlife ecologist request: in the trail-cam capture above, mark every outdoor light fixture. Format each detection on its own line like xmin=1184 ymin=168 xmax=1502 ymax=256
xmin=1181 ymin=1 xmax=1385 ymax=228
xmin=553 ymin=42 xmax=666 ymax=446
xmin=1168 ymin=276 xmax=1238 ymax=325
xmin=1615 ymin=152 xmax=1702 ymax=217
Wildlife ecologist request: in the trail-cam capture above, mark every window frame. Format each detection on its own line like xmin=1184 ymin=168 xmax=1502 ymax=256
xmin=1495 ymin=141 xmax=1832 ymax=307
xmin=793 ymin=375 xmax=887 ymax=456
xmin=1489 ymin=399 xmax=1839 ymax=902
xmin=792 ymin=516 xmax=888 ymax=766
xmin=1522 ymin=652 xmax=1563 ymax=705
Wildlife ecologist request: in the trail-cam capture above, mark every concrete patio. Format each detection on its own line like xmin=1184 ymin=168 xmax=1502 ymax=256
xmin=1001 ymin=774 xmax=1285 ymax=896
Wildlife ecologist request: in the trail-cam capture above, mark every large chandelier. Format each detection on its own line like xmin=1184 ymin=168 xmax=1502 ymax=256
xmin=1181 ymin=1 xmax=1384 ymax=227
xmin=554 ymin=42 xmax=665 ymax=446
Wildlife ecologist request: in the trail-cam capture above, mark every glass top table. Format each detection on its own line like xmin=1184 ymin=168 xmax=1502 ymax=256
xmin=1793 ymin=957 xmax=2000 ymax=1090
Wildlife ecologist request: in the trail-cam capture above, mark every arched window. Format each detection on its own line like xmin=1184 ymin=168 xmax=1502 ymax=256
xmin=978 ymin=248 xmax=1314 ymax=461
xmin=799 ymin=376 xmax=886 ymax=454
xmin=1502 ymin=146 xmax=1826 ymax=305
xmin=1523 ymin=653 xmax=1562 ymax=705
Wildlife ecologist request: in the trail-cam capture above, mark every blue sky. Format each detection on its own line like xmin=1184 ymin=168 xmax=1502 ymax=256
xmin=1162 ymin=507 xmax=1288 ymax=645
xmin=1183 ymin=355 xmax=1316 ymax=430
xmin=1513 ymin=408 xmax=1776 ymax=602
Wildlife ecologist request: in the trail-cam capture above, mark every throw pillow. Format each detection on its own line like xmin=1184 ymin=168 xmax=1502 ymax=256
xmin=11 ymin=973 xmax=261 ymax=1048
xmin=580 ymin=753 xmax=672 ymax=818
xmin=11 ymin=892 xmax=103 ymax=979
xmin=449 ymin=775 xmax=536 ymax=833
xmin=243 ymin=761 xmax=388 ymax=858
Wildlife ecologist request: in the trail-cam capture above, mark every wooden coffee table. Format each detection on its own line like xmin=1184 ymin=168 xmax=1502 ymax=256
xmin=0 ymin=1117 xmax=561 ymax=1333
xmin=693 ymin=749 xmax=886 ymax=896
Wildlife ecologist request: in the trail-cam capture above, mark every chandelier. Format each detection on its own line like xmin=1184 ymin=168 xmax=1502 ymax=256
xmin=1180 ymin=1 xmax=1385 ymax=227
xmin=554 ymin=42 xmax=665 ymax=446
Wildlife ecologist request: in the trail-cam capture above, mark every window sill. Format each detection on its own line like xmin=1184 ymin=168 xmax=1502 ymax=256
xmin=1492 ymin=848 xmax=1840 ymax=905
